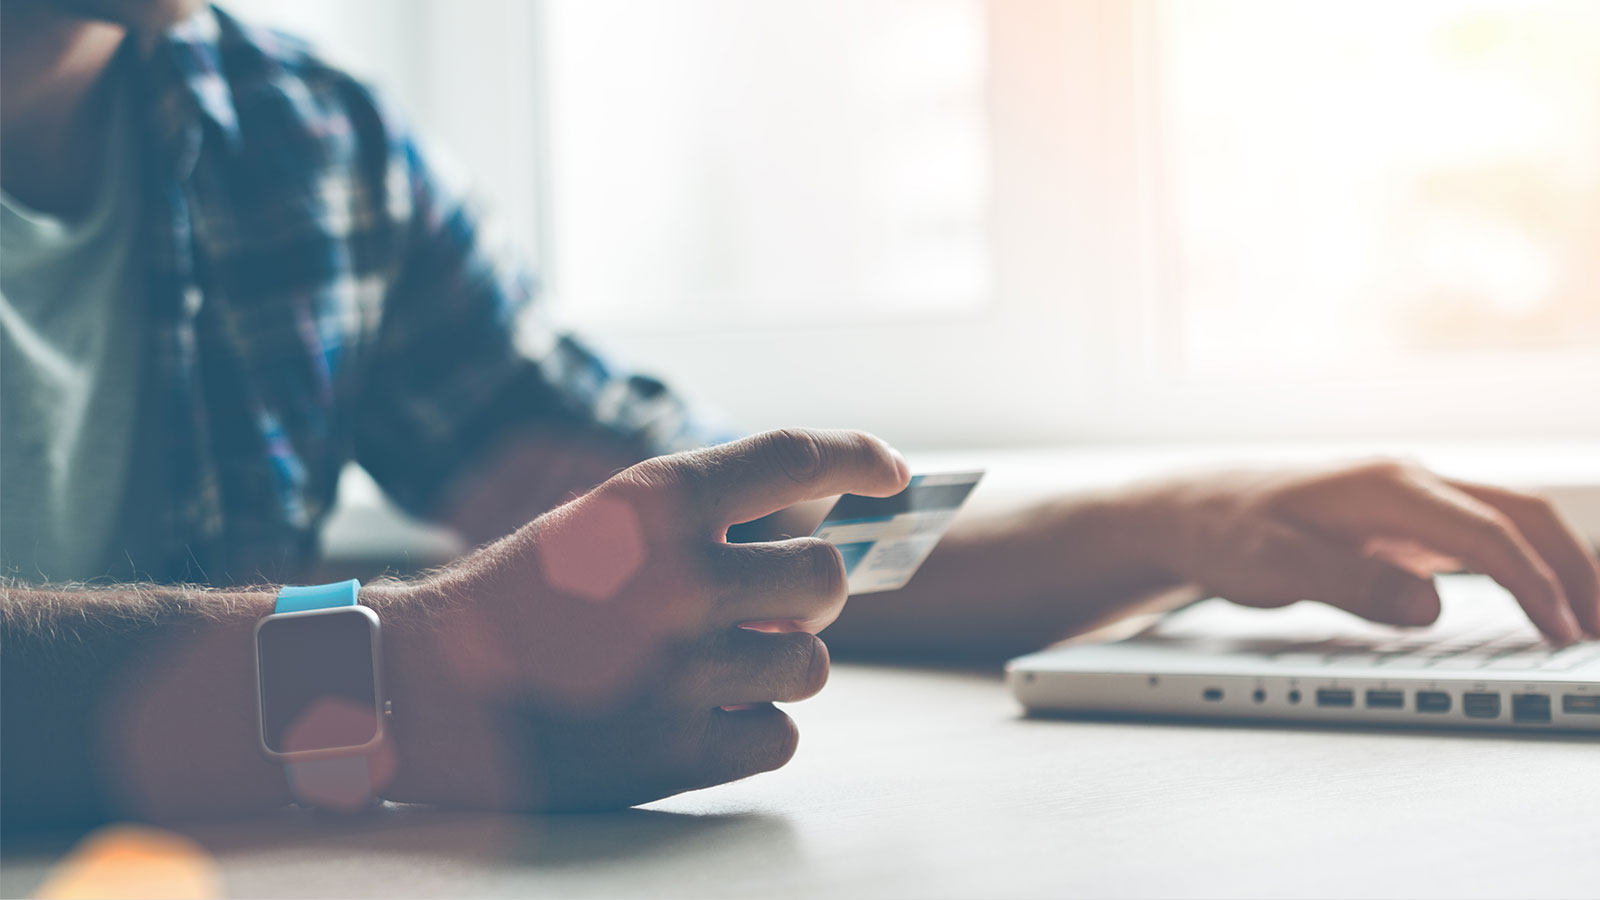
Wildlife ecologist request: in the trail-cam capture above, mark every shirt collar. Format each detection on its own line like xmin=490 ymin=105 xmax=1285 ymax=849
xmin=141 ymin=6 xmax=242 ymax=176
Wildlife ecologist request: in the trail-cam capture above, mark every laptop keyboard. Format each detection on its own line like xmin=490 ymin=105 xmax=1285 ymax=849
xmin=1146 ymin=584 xmax=1600 ymax=674
xmin=1267 ymin=632 xmax=1600 ymax=672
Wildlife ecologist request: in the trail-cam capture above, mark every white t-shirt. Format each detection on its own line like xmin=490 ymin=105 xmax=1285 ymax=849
xmin=1 ymin=70 xmax=148 ymax=583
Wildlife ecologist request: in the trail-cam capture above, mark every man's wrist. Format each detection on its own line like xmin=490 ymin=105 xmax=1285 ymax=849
xmin=102 ymin=588 xmax=298 ymax=820
xmin=1028 ymin=484 xmax=1186 ymax=589
xmin=356 ymin=578 xmax=440 ymax=802
xmin=1106 ymin=478 xmax=1196 ymax=585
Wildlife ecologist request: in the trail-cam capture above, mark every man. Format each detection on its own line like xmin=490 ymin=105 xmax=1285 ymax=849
xmin=3 ymin=1 xmax=1595 ymax=830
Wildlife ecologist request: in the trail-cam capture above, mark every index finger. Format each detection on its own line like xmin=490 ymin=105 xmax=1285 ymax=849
xmin=678 ymin=428 xmax=911 ymax=533
xmin=1446 ymin=479 xmax=1600 ymax=638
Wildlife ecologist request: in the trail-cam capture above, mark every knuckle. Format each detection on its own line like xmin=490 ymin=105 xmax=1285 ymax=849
xmin=612 ymin=454 xmax=704 ymax=521
xmin=763 ymin=428 xmax=827 ymax=484
xmin=1510 ymin=490 xmax=1558 ymax=518
xmin=843 ymin=429 xmax=895 ymax=471
xmin=616 ymin=455 xmax=683 ymax=493
xmin=1468 ymin=509 xmax=1519 ymax=547
xmin=1353 ymin=456 xmax=1416 ymax=483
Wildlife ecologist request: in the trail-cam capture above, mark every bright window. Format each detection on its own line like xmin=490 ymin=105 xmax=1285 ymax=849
xmin=1158 ymin=0 xmax=1600 ymax=376
xmin=215 ymin=1 xmax=1600 ymax=445
xmin=543 ymin=0 xmax=992 ymax=324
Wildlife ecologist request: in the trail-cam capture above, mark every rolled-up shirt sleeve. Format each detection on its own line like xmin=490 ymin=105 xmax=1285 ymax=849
xmin=349 ymin=114 xmax=721 ymax=518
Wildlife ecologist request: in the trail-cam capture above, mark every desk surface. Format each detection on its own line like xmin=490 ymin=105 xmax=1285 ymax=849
xmin=5 ymin=662 xmax=1597 ymax=899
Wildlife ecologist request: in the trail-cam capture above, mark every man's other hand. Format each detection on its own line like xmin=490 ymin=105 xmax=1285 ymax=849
xmin=1140 ymin=460 xmax=1600 ymax=644
xmin=378 ymin=428 xmax=910 ymax=811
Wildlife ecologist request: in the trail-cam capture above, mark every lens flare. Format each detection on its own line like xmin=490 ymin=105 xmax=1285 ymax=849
xmin=32 ymin=824 xmax=223 ymax=899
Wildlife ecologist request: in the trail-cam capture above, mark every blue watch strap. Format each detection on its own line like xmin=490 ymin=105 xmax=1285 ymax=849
xmin=275 ymin=578 xmax=361 ymax=613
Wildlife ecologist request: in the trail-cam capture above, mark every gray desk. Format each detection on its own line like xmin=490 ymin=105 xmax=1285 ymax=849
xmin=4 ymin=662 xmax=1596 ymax=899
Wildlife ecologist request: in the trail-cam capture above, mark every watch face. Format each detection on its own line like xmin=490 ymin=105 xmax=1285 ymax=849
xmin=256 ymin=608 xmax=381 ymax=755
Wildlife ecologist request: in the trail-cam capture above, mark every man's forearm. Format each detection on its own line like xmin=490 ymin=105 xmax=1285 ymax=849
xmin=823 ymin=487 xmax=1185 ymax=659
xmin=3 ymin=582 xmax=350 ymax=828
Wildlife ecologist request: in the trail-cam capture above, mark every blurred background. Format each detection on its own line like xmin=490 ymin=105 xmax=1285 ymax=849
xmin=229 ymin=0 xmax=1599 ymax=448
xmin=219 ymin=0 xmax=1600 ymax=560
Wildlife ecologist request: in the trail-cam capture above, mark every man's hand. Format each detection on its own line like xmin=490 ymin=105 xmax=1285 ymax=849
xmin=0 ymin=428 xmax=906 ymax=827
xmin=1141 ymin=459 xmax=1600 ymax=643
xmin=379 ymin=428 xmax=910 ymax=811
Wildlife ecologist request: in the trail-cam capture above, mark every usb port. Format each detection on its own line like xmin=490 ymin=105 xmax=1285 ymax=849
xmin=1365 ymin=690 xmax=1404 ymax=709
xmin=1202 ymin=688 xmax=1224 ymax=701
xmin=1512 ymin=693 xmax=1551 ymax=723
xmin=1316 ymin=688 xmax=1354 ymax=708
xmin=1463 ymin=692 xmax=1501 ymax=719
xmin=1415 ymin=691 xmax=1451 ymax=714
xmin=1562 ymin=694 xmax=1600 ymax=715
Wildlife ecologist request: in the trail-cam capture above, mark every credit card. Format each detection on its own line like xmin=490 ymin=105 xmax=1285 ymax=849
xmin=812 ymin=471 xmax=984 ymax=594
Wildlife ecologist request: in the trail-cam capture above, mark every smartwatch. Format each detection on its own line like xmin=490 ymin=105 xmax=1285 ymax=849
xmin=254 ymin=579 xmax=387 ymax=811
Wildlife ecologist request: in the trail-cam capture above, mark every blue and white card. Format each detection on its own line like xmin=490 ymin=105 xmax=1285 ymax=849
xmin=813 ymin=471 xmax=984 ymax=594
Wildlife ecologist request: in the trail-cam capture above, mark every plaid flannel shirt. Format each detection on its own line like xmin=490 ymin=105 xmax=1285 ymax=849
xmin=130 ymin=7 xmax=712 ymax=585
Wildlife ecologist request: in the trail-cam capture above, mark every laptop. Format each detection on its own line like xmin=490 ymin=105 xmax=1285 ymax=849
xmin=1007 ymin=574 xmax=1600 ymax=730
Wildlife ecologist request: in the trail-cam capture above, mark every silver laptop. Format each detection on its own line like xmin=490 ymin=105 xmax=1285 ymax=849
xmin=1007 ymin=574 xmax=1600 ymax=730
